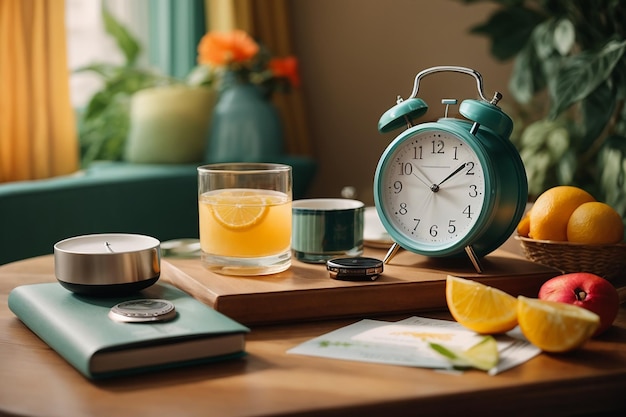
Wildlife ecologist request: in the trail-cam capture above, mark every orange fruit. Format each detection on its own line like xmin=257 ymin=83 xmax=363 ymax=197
xmin=517 ymin=296 xmax=600 ymax=353
xmin=516 ymin=213 xmax=530 ymax=237
xmin=445 ymin=276 xmax=518 ymax=334
xmin=566 ymin=202 xmax=624 ymax=244
xmin=529 ymin=186 xmax=595 ymax=241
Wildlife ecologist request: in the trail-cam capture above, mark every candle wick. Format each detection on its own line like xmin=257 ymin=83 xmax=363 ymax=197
xmin=105 ymin=242 xmax=115 ymax=253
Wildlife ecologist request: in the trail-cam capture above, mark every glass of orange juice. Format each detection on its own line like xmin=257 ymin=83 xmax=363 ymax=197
xmin=197 ymin=163 xmax=292 ymax=275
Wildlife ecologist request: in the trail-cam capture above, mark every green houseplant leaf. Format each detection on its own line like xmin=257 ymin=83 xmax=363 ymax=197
xmin=599 ymin=135 xmax=626 ymax=216
xmin=509 ymin=42 xmax=545 ymax=104
xmin=508 ymin=18 xmax=567 ymax=104
xmin=580 ymin=82 xmax=617 ymax=149
xmin=101 ymin=5 xmax=140 ymax=66
xmin=548 ymin=39 xmax=626 ymax=119
xmin=469 ymin=5 xmax=544 ymax=60
xmin=76 ymin=6 xmax=175 ymax=166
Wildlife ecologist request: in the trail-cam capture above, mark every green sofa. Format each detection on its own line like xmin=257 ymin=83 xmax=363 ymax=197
xmin=0 ymin=158 xmax=316 ymax=265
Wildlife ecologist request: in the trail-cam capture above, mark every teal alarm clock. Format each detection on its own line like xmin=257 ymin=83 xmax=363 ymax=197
xmin=374 ymin=66 xmax=527 ymax=272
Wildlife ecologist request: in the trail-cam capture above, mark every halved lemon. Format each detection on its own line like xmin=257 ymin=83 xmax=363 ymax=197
xmin=517 ymin=296 xmax=600 ymax=353
xmin=446 ymin=275 xmax=518 ymax=334
xmin=208 ymin=190 xmax=269 ymax=230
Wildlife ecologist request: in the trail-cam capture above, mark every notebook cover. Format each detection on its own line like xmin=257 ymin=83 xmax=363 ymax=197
xmin=8 ymin=282 xmax=250 ymax=379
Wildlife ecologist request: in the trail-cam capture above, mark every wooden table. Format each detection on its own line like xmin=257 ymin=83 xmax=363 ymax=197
xmin=1 ymin=254 xmax=625 ymax=417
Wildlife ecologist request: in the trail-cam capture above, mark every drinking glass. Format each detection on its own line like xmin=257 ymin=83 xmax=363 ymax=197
xmin=198 ymin=163 xmax=292 ymax=275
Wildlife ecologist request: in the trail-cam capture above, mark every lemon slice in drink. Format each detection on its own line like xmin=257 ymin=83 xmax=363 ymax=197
xmin=446 ymin=276 xmax=518 ymax=334
xmin=430 ymin=335 xmax=499 ymax=371
xmin=210 ymin=190 xmax=269 ymax=230
xmin=517 ymin=296 xmax=600 ymax=353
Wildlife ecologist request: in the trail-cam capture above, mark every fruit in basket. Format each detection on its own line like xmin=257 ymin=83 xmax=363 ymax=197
xmin=528 ymin=186 xmax=595 ymax=241
xmin=516 ymin=213 xmax=530 ymax=237
xmin=445 ymin=276 xmax=518 ymax=334
xmin=566 ymin=202 xmax=624 ymax=244
xmin=538 ymin=272 xmax=620 ymax=336
xmin=517 ymin=296 xmax=600 ymax=352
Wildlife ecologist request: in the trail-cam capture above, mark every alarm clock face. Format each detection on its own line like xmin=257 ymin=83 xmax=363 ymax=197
xmin=375 ymin=127 xmax=493 ymax=255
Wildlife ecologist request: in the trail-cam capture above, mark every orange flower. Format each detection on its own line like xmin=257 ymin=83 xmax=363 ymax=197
xmin=269 ymin=56 xmax=300 ymax=87
xmin=197 ymin=30 xmax=259 ymax=66
xmin=193 ymin=30 xmax=301 ymax=94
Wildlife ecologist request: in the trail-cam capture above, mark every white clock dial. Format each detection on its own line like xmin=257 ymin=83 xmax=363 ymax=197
xmin=380 ymin=130 xmax=487 ymax=246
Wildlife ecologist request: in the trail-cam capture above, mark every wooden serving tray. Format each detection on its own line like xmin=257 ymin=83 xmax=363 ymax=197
xmin=161 ymin=248 xmax=559 ymax=326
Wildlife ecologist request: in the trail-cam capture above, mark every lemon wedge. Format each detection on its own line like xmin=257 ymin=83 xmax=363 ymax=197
xmin=446 ymin=276 xmax=518 ymax=334
xmin=517 ymin=296 xmax=600 ymax=353
xmin=430 ymin=335 xmax=499 ymax=371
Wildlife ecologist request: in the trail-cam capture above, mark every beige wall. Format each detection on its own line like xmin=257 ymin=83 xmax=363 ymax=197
xmin=289 ymin=0 xmax=513 ymax=204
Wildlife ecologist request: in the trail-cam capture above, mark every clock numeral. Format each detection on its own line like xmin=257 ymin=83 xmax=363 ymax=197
xmin=412 ymin=220 xmax=457 ymax=236
xmin=465 ymin=162 xmax=475 ymax=175
xmin=398 ymin=202 xmax=408 ymax=215
xmin=463 ymin=205 xmax=473 ymax=219
xmin=453 ymin=146 xmax=459 ymax=160
xmin=469 ymin=184 xmax=478 ymax=198
xmin=431 ymin=140 xmax=444 ymax=154
xmin=414 ymin=146 xmax=423 ymax=160
xmin=393 ymin=181 xmax=403 ymax=193
xmin=399 ymin=162 xmax=412 ymax=176
xmin=448 ymin=220 xmax=456 ymax=234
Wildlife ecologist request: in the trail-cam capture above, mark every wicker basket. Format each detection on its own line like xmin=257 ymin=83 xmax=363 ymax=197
xmin=515 ymin=236 xmax=626 ymax=285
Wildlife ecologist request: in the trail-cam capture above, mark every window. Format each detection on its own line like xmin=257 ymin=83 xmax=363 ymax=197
xmin=65 ymin=0 xmax=149 ymax=108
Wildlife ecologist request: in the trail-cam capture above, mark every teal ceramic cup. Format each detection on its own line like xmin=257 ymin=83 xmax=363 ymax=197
xmin=292 ymin=199 xmax=365 ymax=263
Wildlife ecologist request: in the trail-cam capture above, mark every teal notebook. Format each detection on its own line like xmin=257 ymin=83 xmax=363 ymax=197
xmin=8 ymin=282 xmax=250 ymax=379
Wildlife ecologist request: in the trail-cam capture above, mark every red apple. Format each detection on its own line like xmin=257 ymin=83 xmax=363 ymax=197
xmin=538 ymin=272 xmax=620 ymax=336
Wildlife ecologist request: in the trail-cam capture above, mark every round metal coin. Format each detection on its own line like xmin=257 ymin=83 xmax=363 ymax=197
xmin=108 ymin=299 xmax=176 ymax=323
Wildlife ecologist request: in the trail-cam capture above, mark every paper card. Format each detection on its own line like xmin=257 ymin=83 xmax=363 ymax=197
xmin=288 ymin=316 xmax=541 ymax=375
xmin=288 ymin=319 xmax=455 ymax=369
xmin=396 ymin=316 xmax=541 ymax=375
xmin=287 ymin=318 xmax=495 ymax=370
xmin=490 ymin=328 xmax=541 ymax=375
xmin=352 ymin=324 xmax=484 ymax=350
xmin=395 ymin=316 xmax=512 ymax=353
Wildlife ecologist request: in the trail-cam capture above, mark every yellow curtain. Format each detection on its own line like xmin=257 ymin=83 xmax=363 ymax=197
xmin=0 ymin=0 xmax=78 ymax=183
xmin=205 ymin=0 xmax=312 ymax=156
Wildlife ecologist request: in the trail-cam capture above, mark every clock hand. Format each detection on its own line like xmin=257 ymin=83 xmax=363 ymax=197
xmin=434 ymin=163 xmax=467 ymax=191
xmin=410 ymin=163 xmax=435 ymax=189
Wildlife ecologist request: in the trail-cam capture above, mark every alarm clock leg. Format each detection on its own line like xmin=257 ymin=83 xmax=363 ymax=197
xmin=383 ymin=242 xmax=402 ymax=264
xmin=464 ymin=245 xmax=484 ymax=273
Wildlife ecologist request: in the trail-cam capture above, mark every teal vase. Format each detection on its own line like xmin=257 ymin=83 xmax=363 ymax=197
xmin=205 ymin=78 xmax=284 ymax=162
